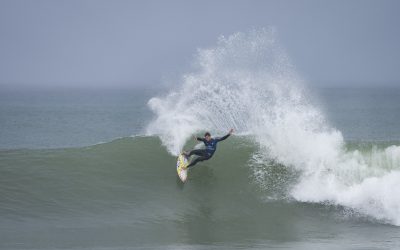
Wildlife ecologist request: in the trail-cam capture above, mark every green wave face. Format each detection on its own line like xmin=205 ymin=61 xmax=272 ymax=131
xmin=0 ymin=136 xmax=259 ymax=219
xmin=0 ymin=136 xmax=301 ymax=247
xmin=1 ymin=136 xmax=400 ymax=248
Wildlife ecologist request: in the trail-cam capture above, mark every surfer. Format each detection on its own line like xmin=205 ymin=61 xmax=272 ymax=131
xmin=183 ymin=129 xmax=234 ymax=168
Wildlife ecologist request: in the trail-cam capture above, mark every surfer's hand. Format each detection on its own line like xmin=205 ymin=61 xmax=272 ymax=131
xmin=194 ymin=136 xmax=197 ymax=141
xmin=229 ymin=128 xmax=234 ymax=134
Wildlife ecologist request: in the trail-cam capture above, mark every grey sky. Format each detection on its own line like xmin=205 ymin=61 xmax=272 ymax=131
xmin=0 ymin=0 xmax=399 ymax=88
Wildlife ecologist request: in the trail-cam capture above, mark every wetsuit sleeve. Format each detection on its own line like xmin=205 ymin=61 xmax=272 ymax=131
xmin=196 ymin=137 xmax=206 ymax=142
xmin=216 ymin=133 xmax=230 ymax=142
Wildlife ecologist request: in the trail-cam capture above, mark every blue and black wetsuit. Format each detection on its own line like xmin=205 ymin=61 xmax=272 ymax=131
xmin=186 ymin=133 xmax=231 ymax=168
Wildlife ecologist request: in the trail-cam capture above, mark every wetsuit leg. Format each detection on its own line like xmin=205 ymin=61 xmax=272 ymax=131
xmin=187 ymin=155 xmax=210 ymax=168
xmin=188 ymin=149 xmax=207 ymax=157
xmin=187 ymin=150 xmax=211 ymax=168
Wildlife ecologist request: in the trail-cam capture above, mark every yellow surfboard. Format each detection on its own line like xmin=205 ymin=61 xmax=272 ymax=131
xmin=176 ymin=153 xmax=189 ymax=182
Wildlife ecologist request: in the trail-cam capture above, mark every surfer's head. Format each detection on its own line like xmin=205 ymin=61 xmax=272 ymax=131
xmin=204 ymin=132 xmax=211 ymax=141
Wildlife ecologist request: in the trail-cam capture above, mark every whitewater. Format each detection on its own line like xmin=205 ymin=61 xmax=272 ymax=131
xmin=146 ymin=28 xmax=400 ymax=226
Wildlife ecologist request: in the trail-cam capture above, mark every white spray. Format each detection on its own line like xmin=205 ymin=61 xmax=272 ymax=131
xmin=146 ymin=29 xmax=400 ymax=225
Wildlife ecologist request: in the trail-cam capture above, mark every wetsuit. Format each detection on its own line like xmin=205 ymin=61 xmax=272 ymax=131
xmin=186 ymin=133 xmax=231 ymax=168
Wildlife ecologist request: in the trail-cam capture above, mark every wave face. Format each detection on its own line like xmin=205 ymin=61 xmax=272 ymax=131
xmin=2 ymin=137 xmax=399 ymax=249
xmin=0 ymin=137 xmax=252 ymax=220
xmin=146 ymin=29 xmax=400 ymax=225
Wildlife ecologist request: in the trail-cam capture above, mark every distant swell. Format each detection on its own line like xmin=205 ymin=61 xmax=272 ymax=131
xmin=146 ymin=29 xmax=400 ymax=225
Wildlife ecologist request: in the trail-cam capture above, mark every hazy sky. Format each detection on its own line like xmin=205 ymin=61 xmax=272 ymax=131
xmin=1 ymin=0 xmax=399 ymax=88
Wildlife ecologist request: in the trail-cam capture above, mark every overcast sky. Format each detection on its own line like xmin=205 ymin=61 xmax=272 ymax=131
xmin=0 ymin=0 xmax=399 ymax=88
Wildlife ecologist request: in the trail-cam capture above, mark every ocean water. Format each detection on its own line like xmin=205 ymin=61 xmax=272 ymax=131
xmin=1 ymin=30 xmax=400 ymax=249
xmin=0 ymin=87 xmax=156 ymax=149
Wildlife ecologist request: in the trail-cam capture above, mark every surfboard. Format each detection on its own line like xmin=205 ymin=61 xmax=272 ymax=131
xmin=176 ymin=153 xmax=189 ymax=182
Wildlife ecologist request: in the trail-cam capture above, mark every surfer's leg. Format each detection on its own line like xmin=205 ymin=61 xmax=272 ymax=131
xmin=188 ymin=149 xmax=207 ymax=157
xmin=187 ymin=155 xmax=211 ymax=168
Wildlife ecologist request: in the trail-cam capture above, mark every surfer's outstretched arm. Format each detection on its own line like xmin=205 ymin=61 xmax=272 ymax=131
xmin=216 ymin=133 xmax=230 ymax=142
xmin=216 ymin=129 xmax=234 ymax=142
xmin=196 ymin=136 xmax=205 ymax=142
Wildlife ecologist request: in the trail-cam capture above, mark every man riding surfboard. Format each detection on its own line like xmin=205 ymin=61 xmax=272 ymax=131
xmin=183 ymin=129 xmax=234 ymax=168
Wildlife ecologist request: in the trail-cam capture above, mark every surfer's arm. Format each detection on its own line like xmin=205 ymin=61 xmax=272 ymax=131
xmin=216 ymin=133 xmax=230 ymax=142
xmin=216 ymin=129 xmax=234 ymax=142
xmin=196 ymin=137 xmax=205 ymax=142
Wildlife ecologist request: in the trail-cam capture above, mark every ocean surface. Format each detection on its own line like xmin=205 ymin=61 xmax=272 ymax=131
xmin=1 ymin=30 xmax=400 ymax=249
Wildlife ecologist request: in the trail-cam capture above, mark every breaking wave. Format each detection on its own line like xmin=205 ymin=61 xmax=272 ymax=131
xmin=146 ymin=28 xmax=400 ymax=225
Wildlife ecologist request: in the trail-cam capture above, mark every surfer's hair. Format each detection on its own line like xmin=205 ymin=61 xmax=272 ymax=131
xmin=204 ymin=132 xmax=211 ymax=137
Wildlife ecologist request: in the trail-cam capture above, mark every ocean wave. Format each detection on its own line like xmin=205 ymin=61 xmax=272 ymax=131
xmin=145 ymin=29 xmax=400 ymax=225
